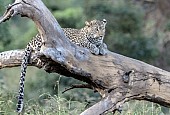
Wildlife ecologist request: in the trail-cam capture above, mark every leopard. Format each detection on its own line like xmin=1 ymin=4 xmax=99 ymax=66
xmin=16 ymin=19 xmax=107 ymax=113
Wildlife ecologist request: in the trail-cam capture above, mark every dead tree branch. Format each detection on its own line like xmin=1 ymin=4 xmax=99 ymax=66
xmin=0 ymin=0 xmax=170 ymax=114
xmin=62 ymin=84 xmax=93 ymax=94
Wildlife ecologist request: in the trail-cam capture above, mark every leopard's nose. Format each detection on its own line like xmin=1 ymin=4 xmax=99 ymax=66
xmin=99 ymin=36 xmax=103 ymax=40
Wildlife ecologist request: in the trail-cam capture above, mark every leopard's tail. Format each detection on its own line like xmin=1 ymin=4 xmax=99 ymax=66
xmin=16 ymin=44 xmax=32 ymax=113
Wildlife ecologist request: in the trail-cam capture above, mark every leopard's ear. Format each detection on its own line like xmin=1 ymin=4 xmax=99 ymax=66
xmin=102 ymin=19 xmax=107 ymax=25
xmin=85 ymin=21 xmax=90 ymax=27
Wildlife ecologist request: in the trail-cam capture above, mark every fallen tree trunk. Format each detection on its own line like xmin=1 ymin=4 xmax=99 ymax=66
xmin=0 ymin=0 xmax=170 ymax=114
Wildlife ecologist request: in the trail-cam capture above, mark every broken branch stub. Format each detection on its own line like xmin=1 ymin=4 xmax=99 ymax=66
xmin=1 ymin=0 xmax=170 ymax=114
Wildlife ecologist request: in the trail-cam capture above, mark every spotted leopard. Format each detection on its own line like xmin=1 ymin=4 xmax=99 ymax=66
xmin=17 ymin=19 xmax=107 ymax=113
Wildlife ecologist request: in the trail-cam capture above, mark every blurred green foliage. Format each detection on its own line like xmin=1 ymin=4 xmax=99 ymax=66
xmin=0 ymin=0 xmax=168 ymax=114
xmin=84 ymin=0 xmax=159 ymax=62
xmin=53 ymin=7 xmax=84 ymax=28
xmin=0 ymin=0 xmax=13 ymax=51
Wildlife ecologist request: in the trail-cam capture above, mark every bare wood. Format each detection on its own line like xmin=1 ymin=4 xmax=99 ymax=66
xmin=0 ymin=50 xmax=39 ymax=68
xmin=1 ymin=0 xmax=170 ymax=114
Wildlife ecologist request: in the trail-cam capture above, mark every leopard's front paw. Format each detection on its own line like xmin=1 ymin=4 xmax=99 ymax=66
xmin=91 ymin=47 xmax=100 ymax=55
xmin=99 ymin=43 xmax=107 ymax=55
xmin=99 ymin=48 xmax=107 ymax=55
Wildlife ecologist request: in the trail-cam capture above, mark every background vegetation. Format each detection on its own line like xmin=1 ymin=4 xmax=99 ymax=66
xmin=0 ymin=0 xmax=170 ymax=114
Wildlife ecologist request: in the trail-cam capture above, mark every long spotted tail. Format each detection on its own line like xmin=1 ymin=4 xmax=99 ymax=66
xmin=17 ymin=44 xmax=32 ymax=113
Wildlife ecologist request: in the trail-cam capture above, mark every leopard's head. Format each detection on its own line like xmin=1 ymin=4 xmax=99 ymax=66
xmin=85 ymin=19 xmax=107 ymax=45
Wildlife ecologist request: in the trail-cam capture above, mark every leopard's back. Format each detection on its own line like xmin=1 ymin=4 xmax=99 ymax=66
xmin=62 ymin=28 xmax=82 ymax=45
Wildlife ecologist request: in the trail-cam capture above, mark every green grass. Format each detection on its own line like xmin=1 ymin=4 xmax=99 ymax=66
xmin=23 ymin=94 xmax=87 ymax=115
xmin=0 ymin=90 xmax=165 ymax=115
xmin=0 ymin=91 xmax=87 ymax=115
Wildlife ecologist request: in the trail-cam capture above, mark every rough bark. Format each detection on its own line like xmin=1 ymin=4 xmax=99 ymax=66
xmin=0 ymin=0 xmax=170 ymax=115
